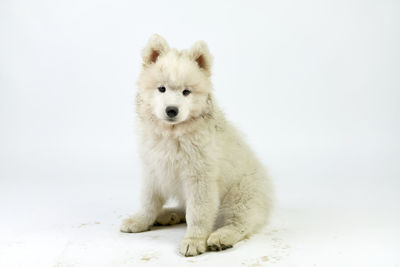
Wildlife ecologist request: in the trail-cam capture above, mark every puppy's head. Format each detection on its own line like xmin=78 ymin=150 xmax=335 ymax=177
xmin=137 ymin=34 xmax=213 ymax=125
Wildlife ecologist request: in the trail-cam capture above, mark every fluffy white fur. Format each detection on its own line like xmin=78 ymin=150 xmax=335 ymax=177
xmin=120 ymin=34 xmax=273 ymax=256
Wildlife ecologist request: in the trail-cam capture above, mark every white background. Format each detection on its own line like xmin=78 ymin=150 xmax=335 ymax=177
xmin=1 ymin=0 xmax=399 ymax=266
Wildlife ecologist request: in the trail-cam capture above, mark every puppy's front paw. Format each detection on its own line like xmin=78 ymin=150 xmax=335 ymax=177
xmin=120 ymin=215 xmax=151 ymax=233
xmin=179 ymin=237 xmax=207 ymax=257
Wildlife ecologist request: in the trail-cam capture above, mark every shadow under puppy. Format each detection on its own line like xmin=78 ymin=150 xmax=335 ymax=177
xmin=121 ymin=34 xmax=273 ymax=256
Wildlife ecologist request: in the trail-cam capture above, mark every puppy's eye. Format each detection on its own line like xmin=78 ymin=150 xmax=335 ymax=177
xmin=158 ymin=86 xmax=166 ymax=93
xmin=182 ymin=89 xmax=191 ymax=96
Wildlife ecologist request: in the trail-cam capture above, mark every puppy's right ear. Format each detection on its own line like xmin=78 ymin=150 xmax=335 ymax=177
xmin=142 ymin=34 xmax=169 ymax=65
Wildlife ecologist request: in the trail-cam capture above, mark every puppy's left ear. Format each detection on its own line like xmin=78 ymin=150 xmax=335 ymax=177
xmin=188 ymin=41 xmax=212 ymax=76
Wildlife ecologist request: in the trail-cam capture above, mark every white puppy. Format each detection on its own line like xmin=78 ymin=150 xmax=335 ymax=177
xmin=121 ymin=34 xmax=273 ymax=256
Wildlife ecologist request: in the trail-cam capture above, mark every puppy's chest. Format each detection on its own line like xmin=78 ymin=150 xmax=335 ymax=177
xmin=144 ymin=136 xmax=205 ymax=178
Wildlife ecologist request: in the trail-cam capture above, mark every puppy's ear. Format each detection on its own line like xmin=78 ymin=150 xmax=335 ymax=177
xmin=142 ymin=34 xmax=169 ymax=65
xmin=188 ymin=41 xmax=212 ymax=76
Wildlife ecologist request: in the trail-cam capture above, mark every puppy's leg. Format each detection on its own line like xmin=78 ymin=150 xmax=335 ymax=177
xmin=207 ymin=178 xmax=272 ymax=251
xmin=154 ymin=207 xmax=186 ymax=226
xmin=120 ymin=178 xmax=164 ymax=233
xmin=179 ymin=176 xmax=219 ymax=256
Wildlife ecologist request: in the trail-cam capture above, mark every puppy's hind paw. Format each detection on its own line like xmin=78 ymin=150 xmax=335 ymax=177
xmin=207 ymin=228 xmax=238 ymax=251
xmin=155 ymin=211 xmax=185 ymax=226
xmin=120 ymin=215 xmax=151 ymax=233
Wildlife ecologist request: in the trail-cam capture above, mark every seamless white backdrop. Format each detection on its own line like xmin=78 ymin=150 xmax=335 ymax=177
xmin=1 ymin=1 xmax=399 ymax=266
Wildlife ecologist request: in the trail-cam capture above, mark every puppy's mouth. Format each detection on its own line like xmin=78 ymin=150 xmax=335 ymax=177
xmin=164 ymin=117 xmax=180 ymax=124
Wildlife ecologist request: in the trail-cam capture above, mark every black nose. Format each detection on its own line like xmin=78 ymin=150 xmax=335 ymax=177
xmin=166 ymin=106 xmax=179 ymax=118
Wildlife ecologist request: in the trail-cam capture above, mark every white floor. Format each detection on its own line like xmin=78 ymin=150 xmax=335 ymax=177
xmin=1 ymin=150 xmax=399 ymax=267
xmin=1 ymin=204 xmax=398 ymax=267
